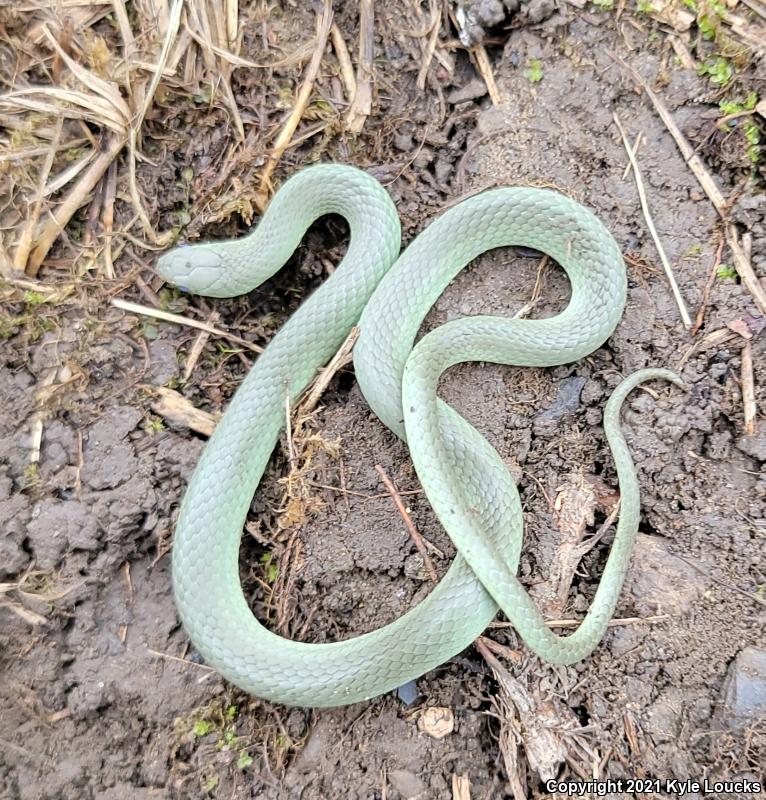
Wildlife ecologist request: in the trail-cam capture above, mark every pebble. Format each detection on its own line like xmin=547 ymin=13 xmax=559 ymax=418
xmin=714 ymin=647 xmax=766 ymax=730
xmin=417 ymin=706 xmax=454 ymax=739
xmin=624 ymin=534 xmax=706 ymax=616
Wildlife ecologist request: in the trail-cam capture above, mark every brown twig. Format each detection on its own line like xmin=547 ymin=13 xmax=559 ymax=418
xmin=346 ymin=0 xmax=374 ymax=133
xmin=183 ymin=312 xmax=218 ymax=381
xmin=725 ymin=226 xmax=766 ymax=317
xmin=298 ymin=327 xmax=359 ymax=417
xmin=147 ymin=385 xmax=220 ymax=437
xmin=374 ymin=465 xmax=438 ymax=583
xmin=330 ymin=23 xmax=356 ymax=102
xmin=613 ymin=111 xmax=691 ymax=328
xmin=611 ymin=54 xmax=766 ymax=317
xmin=489 ymin=614 xmax=671 ymax=630
xmin=741 ymin=340 xmax=757 ymax=436
xmin=101 ymin=158 xmax=117 ymax=278
xmin=27 ymin=135 xmax=124 ymax=276
xmin=470 ymin=44 xmax=503 ymax=105
xmin=691 ymin=237 xmax=725 ymax=336
xmin=416 ymin=3 xmax=442 ymax=91
xmin=112 ymin=298 xmax=263 ymax=353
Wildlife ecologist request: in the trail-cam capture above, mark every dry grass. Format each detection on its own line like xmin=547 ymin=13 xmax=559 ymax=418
xmin=0 ymin=0 xmax=351 ymax=280
xmin=0 ymin=0 xmax=248 ymax=276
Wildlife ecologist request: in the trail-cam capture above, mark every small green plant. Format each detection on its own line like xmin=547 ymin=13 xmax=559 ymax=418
xmin=593 ymin=0 xmax=614 ymax=8
xmin=719 ymin=91 xmax=758 ymax=116
xmin=697 ymin=0 xmax=726 ymax=40
xmin=698 ymin=57 xmax=733 ymax=87
xmin=147 ymin=417 xmax=164 ymax=434
xmin=236 ymin=752 xmax=254 ymax=770
xmin=260 ymin=552 xmax=279 ymax=584
xmin=744 ymin=120 xmax=761 ymax=164
xmin=216 ymin=729 xmax=237 ymax=750
xmin=193 ymin=719 xmax=213 ymax=737
xmin=636 ymin=0 xmax=653 ymax=12
xmin=23 ymin=291 xmax=47 ymax=306
xmin=719 ymin=93 xmax=762 ymax=164
xmin=524 ymin=58 xmax=543 ymax=83
xmin=716 ymin=263 xmax=738 ymax=280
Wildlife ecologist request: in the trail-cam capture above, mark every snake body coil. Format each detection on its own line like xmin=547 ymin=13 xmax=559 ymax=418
xmin=156 ymin=164 xmax=682 ymax=708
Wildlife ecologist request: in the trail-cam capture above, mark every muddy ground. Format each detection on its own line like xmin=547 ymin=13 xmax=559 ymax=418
xmin=1 ymin=1 xmax=765 ymax=799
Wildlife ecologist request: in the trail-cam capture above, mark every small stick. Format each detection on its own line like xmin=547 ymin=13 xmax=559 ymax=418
xmin=452 ymin=774 xmax=471 ymax=800
xmin=29 ymin=368 xmax=58 ymax=464
xmin=27 ymin=135 xmax=124 ymax=276
xmin=299 ymin=327 xmax=359 ymax=416
xmin=15 ymin=117 xmax=62 ymax=271
xmin=101 ymin=158 xmax=117 ymax=279
xmin=183 ymin=313 xmax=217 ymax=381
xmin=610 ymin=54 xmax=728 ymax=217
xmin=146 ymin=647 xmax=216 ymax=671
xmin=668 ymin=35 xmax=696 ymax=70
xmin=470 ymin=44 xmax=503 ymax=105
xmin=726 ymin=225 xmax=766 ymax=317
xmin=741 ymin=340 xmax=756 ymax=436
xmin=416 ymin=5 xmax=442 ymax=91
xmin=147 ymin=386 xmax=219 ymax=437
xmin=346 ymin=0 xmax=374 ymax=133
xmin=330 ymin=24 xmax=356 ymax=103
xmin=615 ymin=57 xmax=766 ymax=316
xmin=691 ymin=237 xmax=725 ymax=336
xmin=489 ymin=614 xmax=670 ymax=629
xmin=375 ymin=464 xmax=438 ymax=583
xmin=512 ymin=255 xmax=548 ymax=319
xmin=622 ymin=132 xmax=642 ymax=180
xmin=256 ymin=0 xmax=333 ymax=207
xmin=613 ymin=112 xmax=691 ymax=329
xmin=112 ymin=298 xmax=263 ymax=353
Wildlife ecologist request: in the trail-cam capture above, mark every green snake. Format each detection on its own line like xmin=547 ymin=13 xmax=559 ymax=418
xmin=156 ymin=164 xmax=682 ymax=708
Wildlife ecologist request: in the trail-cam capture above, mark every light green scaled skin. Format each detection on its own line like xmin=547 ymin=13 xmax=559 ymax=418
xmin=156 ymin=164 xmax=683 ymax=708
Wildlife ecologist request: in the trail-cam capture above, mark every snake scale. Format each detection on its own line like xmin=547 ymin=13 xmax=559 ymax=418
xmin=156 ymin=164 xmax=682 ymax=708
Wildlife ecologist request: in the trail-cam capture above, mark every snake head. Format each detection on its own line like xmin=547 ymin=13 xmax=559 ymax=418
xmin=156 ymin=242 xmax=225 ymax=296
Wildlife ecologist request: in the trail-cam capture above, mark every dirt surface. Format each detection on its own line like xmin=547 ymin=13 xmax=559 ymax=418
xmin=1 ymin=2 xmax=765 ymax=799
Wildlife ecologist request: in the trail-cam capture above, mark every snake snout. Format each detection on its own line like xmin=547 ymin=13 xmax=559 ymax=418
xmin=156 ymin=244 xmax=225 ymax=295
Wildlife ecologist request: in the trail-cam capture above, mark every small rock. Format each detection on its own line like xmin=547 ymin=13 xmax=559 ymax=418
xmin=147 ymin=339 xmax=179 ymax=385
xmin=417 ymin=706 xmax=454 ymax=739
xmin=534 ymin=376 xmax=586 ymax=435
xmin=526 ymin=0 xmax=557 ymax=23
xmin=538 ymin=376 xmax=586 ymax=422
xmin=396 ymin=680 xmax=419 ymax=705
xmin=447 ymin=77 xmax=488 ymax=105
xmin=644 ymin=694 xmax=682 ymax=743
xmin=403 ymin=554 xmax=429 ymax=581
xmin=737 ymin=432 xmax=766 ymax=461
xmin=624 ymin=534 xmax=706 ymax=616
xmin=714 ymin=647 xmax=766 ymax=730
xmin=389 ymin=769 xmax=427 ymax=799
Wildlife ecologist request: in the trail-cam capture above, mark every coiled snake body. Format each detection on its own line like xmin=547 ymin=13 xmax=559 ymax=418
xmin=156 ymin=164 xmax=682 ymax=708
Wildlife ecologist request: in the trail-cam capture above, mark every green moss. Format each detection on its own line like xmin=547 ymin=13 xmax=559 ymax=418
xmin=524 ymin=58 xmax=543 ymax=83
